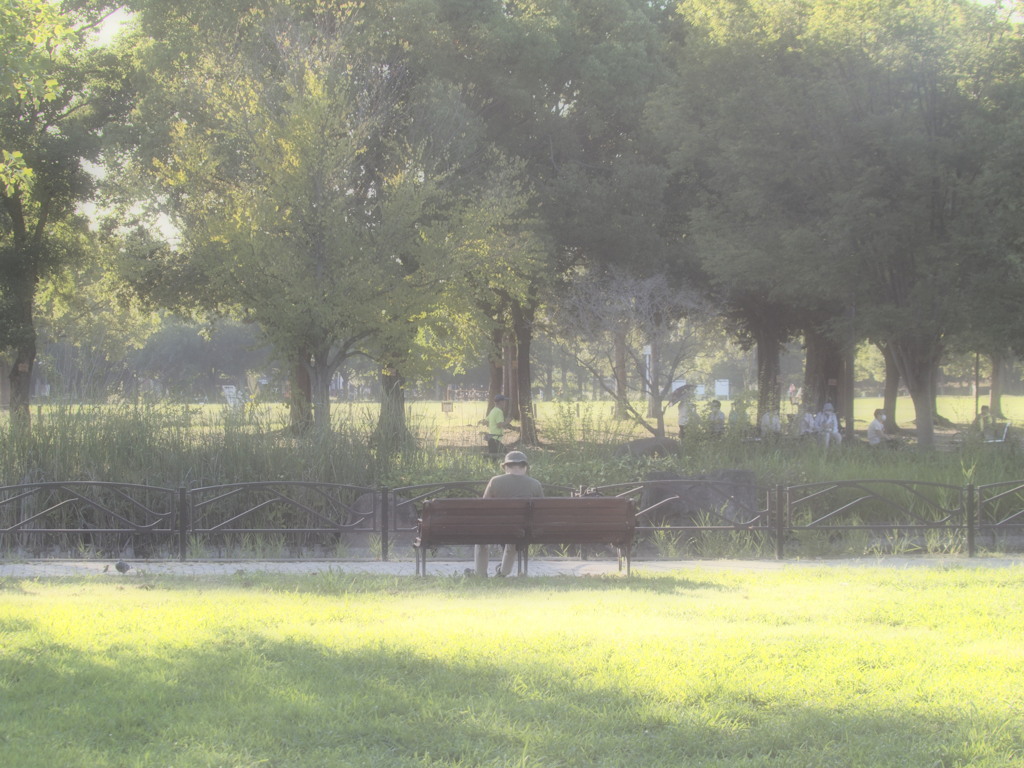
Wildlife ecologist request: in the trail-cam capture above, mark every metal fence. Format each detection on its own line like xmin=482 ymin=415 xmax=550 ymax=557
xmin=1 ymin=477 xmax=1022 ymax=561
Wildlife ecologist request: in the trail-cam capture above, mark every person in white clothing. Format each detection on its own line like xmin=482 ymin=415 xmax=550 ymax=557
xmin=672 ymin=385 xmax=694 ymax=445
xmin=760 ymin=410 xmax=782 ymax=437
xmin=867 ymin=408 xmax=898 ymax=447
xmin=817 ymin=403 xmax=842 ymax=448
xmin=798 ymin=408 xmax=818 ymax=438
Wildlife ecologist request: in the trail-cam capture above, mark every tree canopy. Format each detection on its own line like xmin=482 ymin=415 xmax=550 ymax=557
xmin=1 ymin=0 xmax=132 ymax=426
xmin=7 ymin=0 xmax=1024 ymax=450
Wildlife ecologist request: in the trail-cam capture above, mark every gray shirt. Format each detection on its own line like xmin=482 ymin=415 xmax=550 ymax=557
xmin=483 ymin=473 xmax=544 ymax=499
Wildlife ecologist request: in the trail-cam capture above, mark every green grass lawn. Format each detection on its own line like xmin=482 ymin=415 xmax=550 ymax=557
xmin=2 ymin=566 xmax=1023 ymax=767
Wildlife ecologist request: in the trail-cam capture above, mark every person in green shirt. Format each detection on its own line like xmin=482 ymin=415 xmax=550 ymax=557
xmin=481 ymin=394 xmax=510 ymax=454
xmin=474 ymin=450 xmax=544 ymax=577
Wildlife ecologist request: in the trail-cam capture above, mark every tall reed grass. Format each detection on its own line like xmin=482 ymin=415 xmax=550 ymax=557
xmin=0 ymin=396 xmax=1020 ymax=491
xmin=0 ymin=403 xmax=376 ymax=488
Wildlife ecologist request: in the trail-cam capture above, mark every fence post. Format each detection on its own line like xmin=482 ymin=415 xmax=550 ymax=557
xmin=966 ymin=483 xmax=976 ymax=558
xmin=380 ymin=487 xmax=389 ymax=562
xmin=177 ymin=487 xmax=189 ymax=562
xmin=774 ymin=485 xmax=786 ymax=560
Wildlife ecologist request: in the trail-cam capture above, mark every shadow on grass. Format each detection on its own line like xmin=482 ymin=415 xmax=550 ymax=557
xmin=0 ymin=622 xmax=1005 ymax=767
xmin=112 ymin=570 xmax=730 ymax=595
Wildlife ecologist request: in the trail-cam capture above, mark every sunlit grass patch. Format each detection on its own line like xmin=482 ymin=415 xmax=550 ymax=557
xmin=2 ymin=566 xmax=1023 ymax=766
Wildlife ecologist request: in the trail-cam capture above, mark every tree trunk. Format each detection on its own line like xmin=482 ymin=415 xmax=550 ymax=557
xmin=803 ymin=328 xmax=843 ymax=414
xmin=488 ymin=325 xmax=504 ymax=409
xmin=804 ymin=328 xmax=859 ymax=436
xmin=841 ymin=342 xmax=856 ymax=438
xmin=310 ymin=348 xmax=333 ymax=431
xmin=889 ymin=339 xmax=942 ymax=449
xmin=907 ymin=377 xmax=936 ymax=449
xmin=375 ymin=365 xmax=411 ymax=465
xmin=511 ymin=302 xmax=539 ymax=445
xmin=990 ymin=351 xmax=1010 ymax=419
xmin=289 ymin=351 xmax=313 ymax=433
xmin=646 ymin=333 xmax=665 ymax=437
xmin=754 ymin=324 xmax=782 ymax=427
xmin=6 ymin=269 xmax=37 ymax=433
xmin=612 ymin=329 xmax=628 ymax=419
xmin=880 ymin=343 xmax=900 ymax=433
xmin=503 ymin=332 xmax=516 ymax=411
xmin=8 ymin=336 xmax=35 ymax=432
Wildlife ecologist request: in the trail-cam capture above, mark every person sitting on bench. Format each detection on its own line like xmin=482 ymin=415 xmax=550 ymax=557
xmin=475 ymin=450 xmax=543 ymax=577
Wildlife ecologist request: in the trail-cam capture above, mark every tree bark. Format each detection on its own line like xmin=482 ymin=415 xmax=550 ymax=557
xmin=803 ymin=329 xmax=841 ymax=414
xmin=646 ymin=332 xmax=665 ymax=437
xmin=3 ymin=198 xmax=40 ymax=432
xmin=310 ymin=349 xmax=333 ymax=431
xmin=289 ymin=351 xmax=313 ymax=433
xmin=879 ymin=343 xmax=901 ymax=433
xmin=754 ymin=324 xmax=782 ymax=427
xmin=375 ymin=365 xmax=410 ymax=464
xmin=8 ymin=290 xmax=35 ymax=431
xmin=488 ymin=325 xmax=504 ymax=409
xmin=511 ymin=302 xmax=539 ymax=445
xmin=889 ymin=339 xmax=942 ymax=449
xmin=612 ymin=329 xmax=628 ymax=420
xmin=504 ymin=331 xmax=518 ymax=413
xmin=989 ymin=351 xmax=1009 ymax=419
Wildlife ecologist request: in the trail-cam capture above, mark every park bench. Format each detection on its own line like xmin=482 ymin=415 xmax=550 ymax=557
xmin=414 ymin=496 xmax=637 ymax=577
xmin=985 ymin=420 xmax=1012 ymax=444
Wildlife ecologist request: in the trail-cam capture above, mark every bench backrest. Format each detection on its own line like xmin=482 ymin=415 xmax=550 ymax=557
xmin=418 ymin=498 xmax=530 ymax=545
xmin=417 ymin=496 xmax=636 ymax=548
xmin=528 ymin=497 xmax=635 ymax=546
xmin=985 ymin=420 xmax=1012 ymax=443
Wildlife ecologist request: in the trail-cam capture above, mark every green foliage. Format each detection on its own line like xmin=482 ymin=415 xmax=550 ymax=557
xmin=1 ymin=1 xmax=135 ymax=423
xmin=7 ymin=0 xmax=1024 ymax=459
xmin=0 ymin=0 xmax=75 ymax=194
xmin=652 ymin=0 xmax=1024 ymax=446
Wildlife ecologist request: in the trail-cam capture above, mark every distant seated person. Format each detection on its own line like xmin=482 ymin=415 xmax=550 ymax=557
xmin=817 ymin=403 xmax=842 ymax=448
xmin=973 ymin=405 xmax=995 ymax=440
xmin=760 ymin=409 xmax=782 ymax=437
xmin=867 ymin=408 xmax=898 ymax=447
xmin=707 ymin=400 xmax=726 ymax=436
xmin=728 ymin=398 xmax=749 ymax=432
xmin=798 ymin=408 xmax=818 ymax=437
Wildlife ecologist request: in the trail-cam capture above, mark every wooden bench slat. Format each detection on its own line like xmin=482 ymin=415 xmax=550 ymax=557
xmin=415 ymin=496 xmax=637 ymax=576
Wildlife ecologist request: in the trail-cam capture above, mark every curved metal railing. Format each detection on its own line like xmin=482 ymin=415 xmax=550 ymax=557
xmin=0 ymin=477 xmax=1019 ymax=562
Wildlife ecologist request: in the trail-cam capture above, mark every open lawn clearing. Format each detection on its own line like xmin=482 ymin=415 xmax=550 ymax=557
xmin=2 ymin=566 xmax=1023 ymax=767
